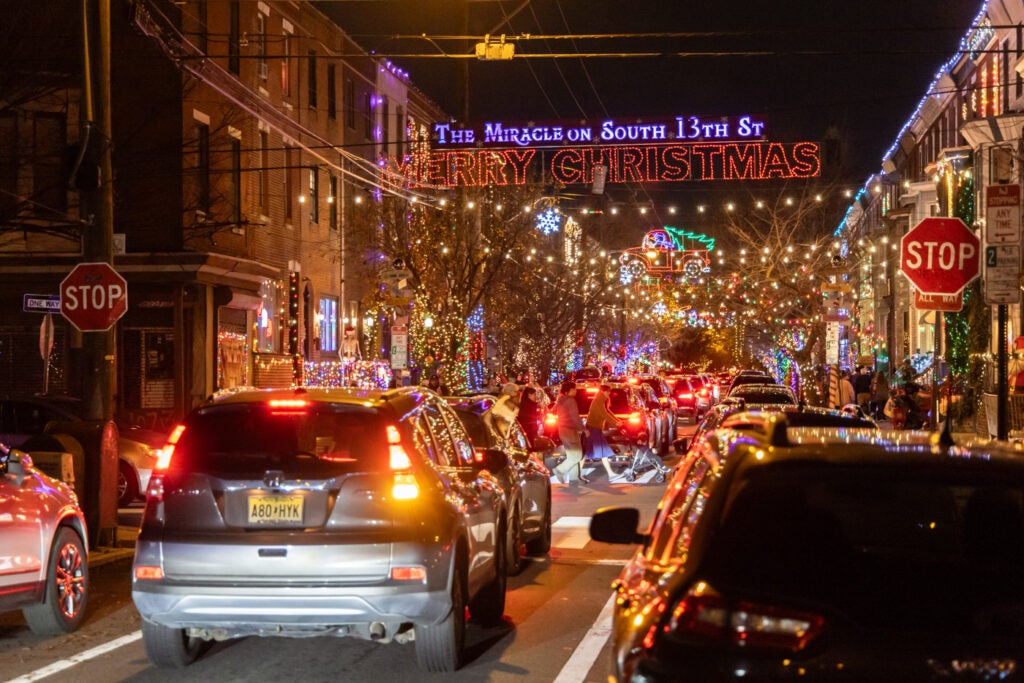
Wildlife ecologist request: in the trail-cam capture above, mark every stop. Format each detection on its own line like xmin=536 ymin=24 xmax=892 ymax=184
xmin=900 ymin=217 xmax=980 ymax=296
xmin=60 ymin=262 xmax=128 ymax=332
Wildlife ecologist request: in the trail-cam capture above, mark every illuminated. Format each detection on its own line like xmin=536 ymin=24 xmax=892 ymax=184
xmin=268 ymin=399 xmax=308 ymax=409
xmin=155 ymin=424 xmax=186 ymax=469
xmin=135 ymin=566 xmax=164 ymax=580
xmin=433 ymin=114 xmax=769 ymax=147
xmin=392 ymin=473 xmax=418 ymax=499
xmin=391 ymin=566 xmax=427 ymax=581
xmin=385 ymin=141 xmax=821 ymax=188
xmin=167 ymin=424 xmax=185 ymax=444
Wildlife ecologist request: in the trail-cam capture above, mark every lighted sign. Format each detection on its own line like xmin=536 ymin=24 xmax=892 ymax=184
xmin=619 ymin=227 xmax=714 ymax=286
xmin=642 ymin=227 xmax=715 ymax=252
xmin=433 ymin=115 xmax=769 ymax=148
xmin=643 ymin=230 xmax=676 ymax=251
xmin=535 ymin=208 xmax=561 ymax=235
xmin=385 ymin=141 xmax=820 ymax=188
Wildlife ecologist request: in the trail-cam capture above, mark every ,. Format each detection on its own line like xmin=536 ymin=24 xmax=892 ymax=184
xmin=131 ymin=386 xmax=508 ymax=673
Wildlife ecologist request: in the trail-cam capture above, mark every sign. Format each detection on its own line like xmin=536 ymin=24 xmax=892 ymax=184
xmin=820 ymin=282 xmax=854 ymax=294
xmin=591 ymin=163 xmax=607 ymax=194
xmin=821 ymin=265 xmax=851 ymax=278
xmin=59 ymin=262 xmax=128 ymax=332
xmin=383 ymin=294 xmax=415 ymax=307
xmin=39 ymin=314 xmax=54 ymax=360
xmin=899 ymin=217 xmax=980 ymax=296
xmin=381 ymin=268 xmax=414 ymax=304
xmin=984 ymin=244 xmax=1022 ymax=304
xmin=915 ymin=290 xmax=964 ymax=312
xmin=433 ymin=115 xmax=771 ymax=148
xmin=384 ymin=140 xmax=821 ymax=188
xmin=23 ymin=293 xmax=61 ymax=313
xmin=821 ymin=289 xmax=851 ymax=323
xmin=390 ymin=321 xmax=408 ymax=370
xmin=381 ymin=268 xmax=413 ymax=285
xmin=824 ymin=322 xmax=840 ymax=365
xmin=986 ymin=184 xmax=1020 ymax=244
